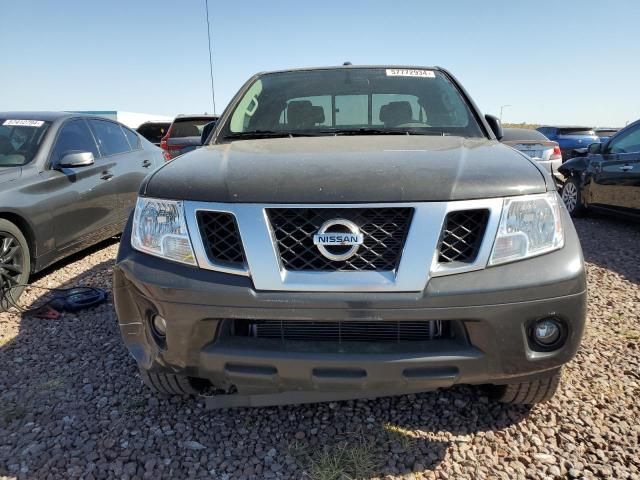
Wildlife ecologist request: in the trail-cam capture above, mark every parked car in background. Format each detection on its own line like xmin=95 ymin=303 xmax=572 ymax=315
xmin=501 ymin=128 xmax=564 ymax=184
xmin=0 ymin=112 xmax=164 ymax=310
xmin=115 ymin=65 xmax=585 ymax=407
xmin=137 ymin=121 xmax=171 ymax=146
xmin=537 ymin=126 xmax=599 ymax=161
xmin=559 ymin=118 xmax=640 ymax=218
xmin=595 ymin=128 xmax=619 ymax=143
xmin=160 ymin=114 xmax=218 ymax=161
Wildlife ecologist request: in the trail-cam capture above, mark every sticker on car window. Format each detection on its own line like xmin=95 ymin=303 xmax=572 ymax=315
xmin=3 ymin=119 xmax=45 ymax=127
xmin=385 ymin=69 xmax=435 ymax=78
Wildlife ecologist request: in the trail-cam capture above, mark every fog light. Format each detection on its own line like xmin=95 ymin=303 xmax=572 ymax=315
xmin=533 ymin=318 xmax=562 ymax=347
xmin=151 ymin=314 xmax=167 ymax=337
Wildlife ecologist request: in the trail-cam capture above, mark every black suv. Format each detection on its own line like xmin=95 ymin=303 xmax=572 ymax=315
xmin=559 ymin=118 xmax=640 ymax=218
xmin=114 ymin=66 xmax=586 ymax=407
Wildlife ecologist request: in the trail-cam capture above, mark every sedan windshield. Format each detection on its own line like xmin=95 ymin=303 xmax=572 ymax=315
xmin=0 ymin=119 xmax=51 ymax=166
xmin=219 ymin=68 xmax=484 ymax=140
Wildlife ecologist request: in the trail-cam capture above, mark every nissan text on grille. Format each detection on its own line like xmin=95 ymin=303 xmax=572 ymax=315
xmin=113 ymin=65 xmax=587 ymax=407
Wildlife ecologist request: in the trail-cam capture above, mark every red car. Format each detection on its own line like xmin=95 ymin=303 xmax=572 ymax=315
xmin=160 ymin=114 xmax=218 ymax=161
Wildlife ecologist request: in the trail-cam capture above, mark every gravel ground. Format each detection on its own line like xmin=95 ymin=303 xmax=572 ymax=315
xmin=1 ymin=215 xmax=639 ymax=480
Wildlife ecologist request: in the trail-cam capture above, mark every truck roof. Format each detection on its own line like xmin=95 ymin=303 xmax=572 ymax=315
xmin=255 ymin=65 xmax=442 ymax=76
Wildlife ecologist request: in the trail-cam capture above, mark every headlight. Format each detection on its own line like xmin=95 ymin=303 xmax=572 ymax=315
xmin=131 ymin=197 xmax=196 ymax=265
xmin=489 ymin=192 xmax=564 ymax=265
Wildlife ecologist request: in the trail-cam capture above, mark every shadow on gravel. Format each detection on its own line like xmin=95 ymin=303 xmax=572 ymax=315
xmin=573 ymin=214 xmax=640 ymax=286
xmin=0 ymin=241 xmax=532 ymax=479
xmin=27 ymin=236 xmax=121 ymax=284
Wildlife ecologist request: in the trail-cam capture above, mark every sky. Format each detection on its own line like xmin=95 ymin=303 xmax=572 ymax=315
xmin=2 ymin=0 xmax=639 ymax=127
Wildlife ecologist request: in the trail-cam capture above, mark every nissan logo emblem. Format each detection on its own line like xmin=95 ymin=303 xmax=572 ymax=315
xmin=313 ymin=219 xmax=364 ymax=261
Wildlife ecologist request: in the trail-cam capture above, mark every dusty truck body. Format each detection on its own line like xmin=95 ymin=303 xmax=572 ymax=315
xmin=114 ymin=66 xmax=586 ymax=407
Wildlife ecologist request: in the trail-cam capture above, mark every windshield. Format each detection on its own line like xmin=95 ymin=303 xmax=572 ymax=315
xmin=595 ymin=129 xmax=618 ymax=137
xmin=557 ymin=128 xmax=595 ymax=136
xmin=0 ymin=119 xmax=51 ymax=166
xmin=502 ymin=128 xmax=549 ymax=142
xmin=218 ymin=68 xmax=484 ymax=140
xmin=170 ymin=118 xmax=216 ymax=138
xmin=137 ymin=122 xmax=170 ymax=143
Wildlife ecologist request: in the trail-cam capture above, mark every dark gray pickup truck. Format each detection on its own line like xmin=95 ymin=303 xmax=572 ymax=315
xmin=114 ymin=66 xmax=586 ymax=407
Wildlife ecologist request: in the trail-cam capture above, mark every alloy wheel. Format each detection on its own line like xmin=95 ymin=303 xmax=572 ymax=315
xmin=0 ymin=233 xmax=24 ymax=301
xmin=562 ymin=182 xmax=578 ymax=213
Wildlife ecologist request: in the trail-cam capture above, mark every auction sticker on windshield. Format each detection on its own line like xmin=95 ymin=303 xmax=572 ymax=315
xmin=386 ymin=69 xmax=435 ymax=78
xmin=3 ymin=119 xmax=45 ymax=127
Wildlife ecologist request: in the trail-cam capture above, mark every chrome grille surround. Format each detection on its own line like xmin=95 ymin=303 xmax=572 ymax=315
xmin=184 ymin=199 xmax=504 ymax=292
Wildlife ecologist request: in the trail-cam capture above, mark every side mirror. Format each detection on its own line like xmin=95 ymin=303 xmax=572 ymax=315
xmin=485 ymin=114 xmax=503 ymax=140
xmin=58 ymin=151 xmax=95 ymax=168
xmin=200 ymin=121 xmax=217 ymax=145
xmin=587 ymin=143 xmax=602 ymax=155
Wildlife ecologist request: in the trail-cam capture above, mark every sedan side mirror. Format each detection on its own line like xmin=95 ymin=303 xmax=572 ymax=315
xmin=485 ymin=114 xmax=503 ymax=140
xmin=58 ymin=151 xmax=95 ymax=168
xmin=587 ymin=143 xmax=602 ymax=155
xmin=200 ymin=121 xmax=217 ymax=145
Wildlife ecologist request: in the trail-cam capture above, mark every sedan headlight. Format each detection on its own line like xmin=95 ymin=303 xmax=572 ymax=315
xmin=131 ymin=197 xmax=196 ymax=265
xmin=489 ymin=192 xmax=564 ymax=265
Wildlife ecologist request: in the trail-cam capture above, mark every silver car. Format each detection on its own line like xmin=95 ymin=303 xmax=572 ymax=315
xmin=501 ymin=128 xmax=564 ymax=184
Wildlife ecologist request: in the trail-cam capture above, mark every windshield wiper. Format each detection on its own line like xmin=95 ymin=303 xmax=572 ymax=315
xmin=222 ymin=128 xmax=448 ymax=140
xmin=222 ymin=130 xmax=327 ymax=140
xmin=314 ymin=128 xmax=447 ymax=136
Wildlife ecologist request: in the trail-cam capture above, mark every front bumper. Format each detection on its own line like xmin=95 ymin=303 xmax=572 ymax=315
xmin=114 ymin=212 xmax=587 ymax=400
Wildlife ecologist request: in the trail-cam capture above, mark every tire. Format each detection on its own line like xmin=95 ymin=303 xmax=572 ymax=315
xmin=561 ymin=177 xmax=586 ymax=217
xmin=0 ymin=219 xmax=31 ymax=312
xmin=140 ymin=369 xmax=203 ymax=396
xmin=488 ymin=369 xmax=562 ymax=405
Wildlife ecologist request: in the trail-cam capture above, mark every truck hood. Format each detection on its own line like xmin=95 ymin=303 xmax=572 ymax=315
xmin=0 ymin=167 xmax=21 ymax=186
xmin=144 ymin=136 xmax=548 ymax=203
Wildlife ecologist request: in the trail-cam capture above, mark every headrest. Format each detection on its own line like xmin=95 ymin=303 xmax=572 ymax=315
xmin=0 ymin=136 xmax=14 ymax=154
xmin=379 ymin=101 xmax=413 ymax=126
xmin=310 ymin=105 xmax=325 ymax=124
xmin=287 ymin=101 xmax=324 ymax=128
xmin=179 ymin=124 xmax=201 ymax=136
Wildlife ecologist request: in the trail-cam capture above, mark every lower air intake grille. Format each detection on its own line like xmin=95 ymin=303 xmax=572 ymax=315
xmin=438 ymin=209 xmax=489 ymax=263
xmin=196 ymin=211 xmax=245 ymax=266
xmin=236 ymin=320 xmax=445 ymax=343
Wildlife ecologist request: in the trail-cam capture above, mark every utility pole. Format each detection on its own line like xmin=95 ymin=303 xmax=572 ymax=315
xmin=500 ymin=105 xmax=511 ymax=123
xmin=204 ymin=0 xmax=216 ymax=114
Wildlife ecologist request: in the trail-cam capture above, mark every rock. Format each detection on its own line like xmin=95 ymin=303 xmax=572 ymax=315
xmin=184 ymin=441 xmax=206 ymax=450
xmin=549 ymin=465 xmax=561 ymax=477
xmin=530 ymin=434 xmax=543 ymax=447
xmin=533 ymin=453 xmax=556 ymax=464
